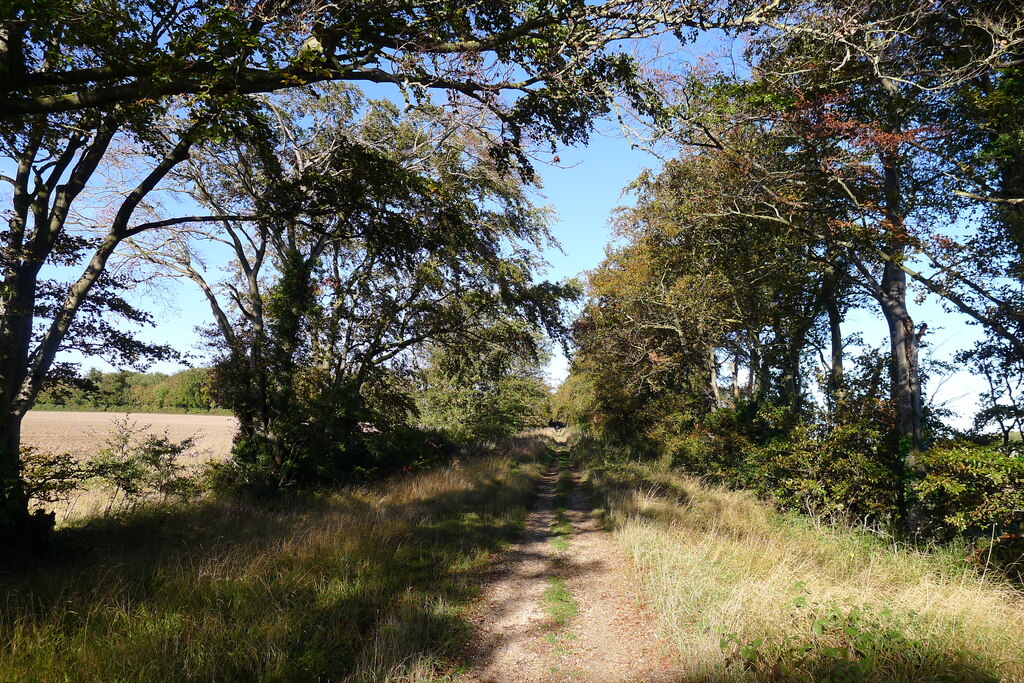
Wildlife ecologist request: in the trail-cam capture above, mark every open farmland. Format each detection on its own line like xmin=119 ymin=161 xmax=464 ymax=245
xmin=21 ymin=411 xmax=237 ymax=523
xmin=21 ymin=411 xmax=237 ymax=462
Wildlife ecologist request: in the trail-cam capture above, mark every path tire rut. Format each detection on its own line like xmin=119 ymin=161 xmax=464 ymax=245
xmin=464 ymin=443 xmax=678 ymax=682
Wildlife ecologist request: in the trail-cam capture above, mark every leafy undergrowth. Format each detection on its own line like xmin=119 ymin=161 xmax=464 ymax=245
xmin=0 ymin=436 xmax=546 ymax=682
xmin=576 ymin=436 xmax=1024 ymax=682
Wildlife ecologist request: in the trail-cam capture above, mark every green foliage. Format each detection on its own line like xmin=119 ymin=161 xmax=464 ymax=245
xmin=88 ymin=418 xmax=201 ymax=506
xmin=20 ymin=447 xmax=91 ymax=506
xmin=719 ymin=596 xmax=964 ymax=682
xmin=177 ymin=87 xmax=576 ymax=488
xmin=417 ymin=331 xmax=552 ymax=443
xmin=35 ymin=368 xmax=217 ymax=413
xmin=913 ymin=442 xmax=1024 ymax=537
xmin=648 ymin=403 xmax=903 ymax=523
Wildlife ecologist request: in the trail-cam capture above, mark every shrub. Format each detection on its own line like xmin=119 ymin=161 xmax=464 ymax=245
xmin=21 ymin=447 xmax=91 ymax=506
xmin=88 ymin=417 xmax=202 ymax=508
xmin=913 ymin=442 xmax=1024 ymax=538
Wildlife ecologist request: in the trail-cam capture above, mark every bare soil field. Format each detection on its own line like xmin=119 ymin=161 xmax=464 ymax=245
xmin=21 ymin=411 xmax=237 ymax=463
xmin=21 ymin=411 xmax=237 ymax=524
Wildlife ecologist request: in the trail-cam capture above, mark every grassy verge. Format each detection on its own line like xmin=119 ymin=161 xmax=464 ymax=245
xmin=0 ymin=436 xmax=546 ymax=682
xmin=576 ymin=435 xmax=1024 ymax=682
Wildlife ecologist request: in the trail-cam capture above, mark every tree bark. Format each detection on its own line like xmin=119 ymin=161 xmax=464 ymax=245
xmin=709 ymin=346 xmax=722 ymax=409
xmin=0 ymin=409 xmax=32 ymax=544
xmin=822 ymin=269 xmax=845 ymax=407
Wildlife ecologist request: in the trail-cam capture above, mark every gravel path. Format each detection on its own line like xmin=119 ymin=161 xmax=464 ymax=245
xmin=465 ymin=443 xmax=678 ymax=682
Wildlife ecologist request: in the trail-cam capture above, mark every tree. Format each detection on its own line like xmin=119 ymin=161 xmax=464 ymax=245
xmin=137 ymin=86 xmax=574 ymax=485
xmin=1 ymin=0 xmax=793 ymax=544
xmin=417 ymin=328 xmax=552 ymax=443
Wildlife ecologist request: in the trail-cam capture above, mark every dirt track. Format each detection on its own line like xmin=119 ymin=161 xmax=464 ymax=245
xmin=465 ymin=441 xmax=678 ymax=682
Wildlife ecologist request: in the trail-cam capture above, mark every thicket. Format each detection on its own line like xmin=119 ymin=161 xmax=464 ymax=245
xmin=34 ymin=368 xmax=217 ymax=413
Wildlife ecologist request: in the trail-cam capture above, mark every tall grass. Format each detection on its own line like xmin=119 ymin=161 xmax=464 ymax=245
xmin=1 ymin=436 xmax=546 ymax=682
xmin=576 ymin=436 xmax=1024 ymax=682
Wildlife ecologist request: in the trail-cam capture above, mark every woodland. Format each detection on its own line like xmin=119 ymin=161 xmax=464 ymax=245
xmin=2 ymin=1 xmax=1024 ymax=679
xmin=2 ymin=0 xmax=1022 ymax=552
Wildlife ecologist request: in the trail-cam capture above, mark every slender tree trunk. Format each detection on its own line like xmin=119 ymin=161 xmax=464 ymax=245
xmin=731 ymin=356 xmax=740 ymax=402
xmin=709 ymin=346 xmax=721 ymax=409
xmin=822 ymin=267 xmax=845 ymax=408
xmin=747 ymin=331 xmax=765 ymax=399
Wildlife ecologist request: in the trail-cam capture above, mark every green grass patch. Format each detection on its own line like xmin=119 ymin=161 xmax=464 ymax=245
xmin=0 ymin=436 xmax=547 ymax=682
xmin=543 ymin=576 xmax=579 ymax=628
xmin=553 ymin=449 xmax=572 ymax=507
xmin=549 ymin=449 xmax=573 ymax=551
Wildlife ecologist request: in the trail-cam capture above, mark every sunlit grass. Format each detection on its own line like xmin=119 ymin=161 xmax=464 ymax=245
xmin=542 ymin=576 xmax=579 ymax=628
xmin=577 ymin=437 xmax=1024 ymax=682
xmin=0 ymin=435 xmax=546 ymax=682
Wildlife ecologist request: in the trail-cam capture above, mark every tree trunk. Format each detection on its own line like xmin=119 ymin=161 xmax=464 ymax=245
xmin=875 ymin=152 xmax=925 ymax=530
xmin=709 ymin=346 xmax=721 ymax=409
xmin=731 ymin=356 xmax=740 ymax=402
xmin=822 ymin=269 xmax=845 ymax=408
xmin=879 ymin=260 xmax=924 ymax=453
xmin=879 ymin=159 xmax=925 ymax=455
xmin=747 ymin=331 xmax=765 ymax=399
xmin=0 ymin=410 xmax=49 ymax=548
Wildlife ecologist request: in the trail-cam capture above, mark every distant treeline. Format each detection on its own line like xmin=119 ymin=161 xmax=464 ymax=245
xmin=36 ymin=369 xmax=220 ymax=414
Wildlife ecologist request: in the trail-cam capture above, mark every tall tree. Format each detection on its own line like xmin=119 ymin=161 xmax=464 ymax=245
xmin=0 ymin=0 xmax=790 ymax=543
xmin=138 ymin=86 xmax=572 ymax=484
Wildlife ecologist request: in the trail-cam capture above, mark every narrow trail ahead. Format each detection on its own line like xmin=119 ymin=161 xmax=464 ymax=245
xmin=464 ymin=442 xmax=678 ymax=682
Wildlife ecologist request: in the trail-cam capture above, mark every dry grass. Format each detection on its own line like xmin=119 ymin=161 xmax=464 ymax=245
xmin=578 ymin=439 xmax=1024 ymax=682
xmin=0 ymin=435 xmax=547 ymax=682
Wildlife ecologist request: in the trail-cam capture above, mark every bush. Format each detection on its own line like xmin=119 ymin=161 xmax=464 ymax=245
xmin=913 ymin=442 xmax=1024 ymax=538
xmin=21 ymin=447 xmax=91 ymax=506
xmin=88 ymin=417 xmax=202 ymax=507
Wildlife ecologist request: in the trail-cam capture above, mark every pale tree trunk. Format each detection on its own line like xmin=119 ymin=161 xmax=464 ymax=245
xmin=709 ymin=346 xmax=722 ymax=409
xmin=731 ymin=356 xmax=740 ymax=402
xmin=747 ymin=330 xmax=765 ymax=399
xmin=821 ymin=262 xmax=845 ymax=408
